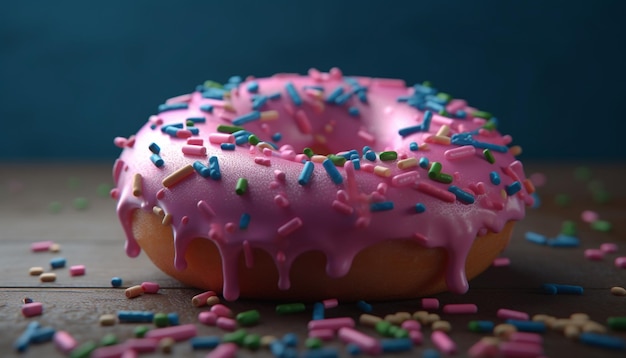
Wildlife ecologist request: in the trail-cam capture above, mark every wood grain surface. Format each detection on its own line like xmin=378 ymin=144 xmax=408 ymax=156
xmin=1 ymin=162 xmax=625 ymax=357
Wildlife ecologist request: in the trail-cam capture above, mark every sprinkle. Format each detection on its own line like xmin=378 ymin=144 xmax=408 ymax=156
xmin=373 ymin=166 xmax=391 ymax=177
xmin=592 ymin=220 xmax=612 ymax=232
xmin=505 ymin=181 xmax=522 ymax=195
xmin=118 ymin=310 xmax=154 ymax=323
xmin=356 ymin=300 xmax=373 ymax=313
xmin=140 ymin=282 xmax=159 ymax=294
xmin=182 ymin=145 xmax=207 ymax=156
xmin=379 ymin=151 xmax=398 ymax=161
xmin=611 ymin=287 xmax=626 ymax=296
xmin=149 ymin=154 xmax=164 ymax=168
xmin=600 ymin=243 xmax=618 ymax=253
xmin=322 ymin=298 xmax=338 ymax=309
xmin=209 ymin=156 xmax=222 ymax=180
xmin=419 ymin=157 xmax=429 ymax=168
xmin=39 ymin=272 xmax=56 ymax=282
xmin=493 ymin=257 xmax=511 ymax=267
xmin=468 ymin=320 xmax=495 ymax=333
xmin=541 ymin=283 xmax=583 ymax=295
xmin=370 ymin=201 xmax=394 ymax=212
xmin=497 ymin=308 xmax=529 ymax=321
xmin=416 ymin=182 xmax=456 ymax=203
xmin=235 ymin=178 xmax=248 ymax=195
xmin=615 ymin=257 xmax=626 ymax=268
xmin=285 ymin=82 xmax=302 ymax=106
xmin=238 ymin=213 xmax=251 ymax=230
xmin=409 ymin=142 xmax=419 ymax=151
xmin=29 ymin=267 xmax=44 ymax=276
xmin=312 ymin=303 xmax=325 ymax=321
xmin=448 ymin=185 xmax=475 ymax=204
xmin=322 ymin=159 xmax=343 ymax=184
xmin=144 ymin=324 xmax=197 ymax=342
xmin=276 ymin=303 xmax=306 ymax=315
xmin=308 ymin=317 xmax=355 ymax=331
xmin=22 ymin=302 xmax=43 ymax=317
xmin=585 ymin=249 xmax=605 ymax=261
xmin=505 ymin=320 xmax=547 ymax=333
xmin=220 ymin=143 xmax=236 ymax=150
xmin=338 ymin=327 xmax=380 ymax=355
xmin=31 ymin=241 xmax=54 ymax=252
xmin=364 ymin=151 xmax=377 ymax=162
xmin=489 ymin=171 xmax=501 ymax=185
xmin=298 ymin=161 xmax=315 ymax=186
xmin=50 ymin=257 xmax=66 ymax=269
xmin=398 ymin=124 xmax=424 ymax=137
xmin=69 ymin=265 xmax=85 ymax=276
xmin=443 ymin=304 xmax=478 ymax=314
xmin=358 ymin=130 xmax=376 ymax=144
xmin=162 ymin=165 xmax=194 ymax=188
xmin=391 ymin=171 xmax=419 ymax=187
xmin=421 ymin=298 xmax=439 ymax=311
xmin=125 ymin=285 xmax=144 ymax=299
xmin=547 ymin=234 xmax=580 ymax=247
xmin=110 ymin=277 xmax=122 ymax=287
xmin=348 ymin=107 xmax=360 ymax=116
xmin=524 ymin=232 xmax=547 ymax=245
xmin=444 ymin=145 xmax=475 ymax=160
xmin=232 ymin=111 xmax=261 ymax=126
xmin=158 ymin=103 xmax=188 ymax=113
xmin=254 ymin=157 xmax=271 ymax=166
xmin=579 ymin=332 xmax=626 ymax=350
xmin=277 ymin=217 xmax=303 ymax=237
xmin=431 ymin=331 xmax=456 ymax=355
xmin=192 ymin=161 xmax=211 ymax=177
xmin=397 ymin=157 xmax=418 ymax=170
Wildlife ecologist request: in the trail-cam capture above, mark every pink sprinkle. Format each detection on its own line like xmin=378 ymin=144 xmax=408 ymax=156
xmin=332 ymin=200 xmax=354 ymax=215
xmin=600 ymin=243 xmax=618 ymax=253
xmin=156 ymin=189 xmax=166 ymax=199
xmin=209 ymin=133 xmax=234 ymax=144
xmin=444 ymin=145 xmax=476 ymax=160
xmin=274 ymin=170 xmax=286 ymax=182
xmin=182 ymin=145 xmax=207 ymax=156
xmin=176 ymin=129 xmax=192 ymax=138
xmin=510 ymin=332 xmax=543 ymax=344
xmin=584 ymin=249 xmax=605 ymax=261
xmin=140 ymin=282 xmax=160 ymax=294
xmin=198 ymin=311 xmax=218 ymax=325
xmin=581 ymin=210 xmax=599 ymax=223
xmin=467 ymin=339 xmax=498 ymax=358
xmin=53 ymin=331 xmax=78 ymax=354
xmin=216 ymin=317 xmax=237 ymax=331
xmin=91 ymin=343 xmax=128 ymax=358
xmin=401 ymin=320 xmax=421 ymax=331
xmin=329 ymin=67 xmax=343 ymax=80
xmin=357 ymin=130 xmax=376 ymax=145
xmin=113 ymin=137 xmax=127 ymax=148
xmin=409 ymin=330 xmax=423 ymax=345
xmin=415 ymin=182 xmax=456 ymax=203
xmin=445 ymin=99 xmax=467 ymax=113
xmin=308 ymin=68 xmax=322 ymax=81
xmin=210 ymin=304 xmax=233 ymax=318
xmin=206 ymin=342 xmax=238 ymax=358
xmin=497 ymin=308 xmax=529 ymax=321
xmin=309 ymin=329 xmax=335 ymax=341
xmin=280 ymin=150 xmax=296 ymax=160
xmin=442 ymin=303 xmax=478 ymax=314
xmin=274 ymin=194 xmax=290 ymax=208
xmin=493 ymin=257 xmax=511 ymax=267
xmin=224 ymin=222 xmax=236 ymax=233
xmin=148 ymin=115 xmax=163 ymax=125
xmin=187 ymin=138 xmax=204 ymax=146
xmin=322 ymin=298 xmax=339 ymax=309
xmin=69 ymin=265 xmax=86 ymax=276
xmin=615 ymin=257 xmax=626 ymax=268
xmin=336 ymin=190 xmax=349 ymax=202
xmin=338 ymin=327 xmax=381 ymax=355
xmin=21 ymin=302 xmax=43 ymax=317
xmin=197 ymin=200 xmax=215 ymax=218
xmin=308 ymin=317 xmax=355 ymax=331
xmin=361 ymin=163 xmax=375 ymax=173
xmin=277 ymin=217 xmax=303 ymax=237
xmin=294 ymin=153 xmax=308 ymax=162
xmin=500 ymin=341 xmax=544 ymax=358
xmin=421 ymin=298 xmax=440 ymax=310
xmin=31 ymin=240 xmax=54 ymax=252
xmin=431 ymin=330 xmax=457 ymax=355
xmin=121 ymin=349 xmax=137 ymax=358
xmin=263 ymin=147 xmax=274 ymax=157
xmin=192 ymin=291 xmax=217 ymax=307
xmin=254 ymin=157 xmax=271 ymax=166
xmin=294 ymin=110 xmax=312 ymax=134
xmin=144 ymin=324 xmax=197 ymax=341
xmin=391 ymin=171 xmax=420 ymax=187
xmin=125 ymin=338 xmax=159 ymax=353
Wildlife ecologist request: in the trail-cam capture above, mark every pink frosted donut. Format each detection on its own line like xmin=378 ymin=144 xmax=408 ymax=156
xmin=112 ymin=67 xmax=534 ymax=301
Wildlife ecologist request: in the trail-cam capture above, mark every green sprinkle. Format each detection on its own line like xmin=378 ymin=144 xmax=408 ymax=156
xmin=73 ymin=197 xmax=89 ymax=210
xmin=100 ymin=333 xmax=117 ymax=346
xmin=243 ymin=333 xmax=261 ymax=350
xmin=554 ymin=194 xmax=571 ymax=207
xmin=303 ymin=147 xmax=314 ymax=158
xmin=482 ymin=119 xmax=497 ymax=131
xmin=203 ymin=80 xmax=223 ymax=89
xmin=223 ymin=329 xmax=247 ymax=346
xmin=328 ymin=154 xmax=346 ymax=167
xmin=393 ymin=328 xmax=409 ymax=339
xmin=375 ymin=320 xmax=392 ymax=336
xmin=574 ymin=166 xmax=592 ymax=181
xmin=235 ymin=178 xmax=248 ymax=195
xmin=305 ymin=337 xmax=322 ymax=349
xmin=472 ymin=110 xmax=492 ymax=119
xmin=439 ymin=109 xmax=450 ymax=117
xmin=186 ymin=120 xmax=195 ymax=127
xmin=428 ymin=162 xmax=442 ymax=179
xmin=379 ymin=151 xmax=398 ymax=161
xmin=153 ymin=312 xmax=169 ymax=327
xmin=607 ymin=317 xmax=626 ymax=331
xmin=561 ymin=220 xmax=577 ymax=236
xmin=436 ymin=92 xmax=452 ymax=103
xmin=468 ymin=321 xmax=480 ymax=332
xmin=593 ymin=190 xmax=610 ymax=204
xmin=591 ymin=220 xmax=612 ymax=232
xmin=134 ymin=325 xmax=150 ymax=338
xmin=236 ymin=309 xmax=260 ymax=326
xmin=248 ymin=135 xmax=260 ymax=145
xmin=276 ymin=303 xmax=306 ymax=315
xmin=217 ymin=124 xmax=245 ymax=134
xmin=422 ymin=81 xmax=432 ymax=87
xmin=69 ymin=341 xmax=97 ymax=358
xmin=48 ymin=201 xmax=62 ymax=214
xmin=433 ymin=173 xmax=453 ymax=184
xmin=67 ymin=177 xmax=81 ymax=189
xmin=96 ymin=183 xmax=113 ymax=197
xmin=483 ymin=149 xmax=495 ymax=164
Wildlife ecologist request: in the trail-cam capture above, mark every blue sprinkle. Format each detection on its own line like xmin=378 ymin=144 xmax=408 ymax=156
xmin=419 ymin=157 xmax=429 ymax=169
xmin=188 ymin=127 xmax=199 ymax=135
xmin=489 ymin=171 xmax=501 ymax=185
xmin=413 ymin=83 xmax=437 ymax=95
xmin=235 ymin=133 xmax=251 ymax=145
xmin=150 ymin=124 xmax=157 ymax=130
xmin=414 ymin=203 xmax=426 ymax=213
xmin=450 ymin=132 xmax=475 ymax=146
xmin=397 ymin=96 xmax=410 ymax=103
xmin=524 ymin=232 xmax=547 ymax=245
xmin=239 ymin=213 xmax=251 ymax=230
xmin=409 ymin=142 xmax=418 ymax=151
xmin=220 ymin=143 xmax=236 ymax=151
xmin=164 ymin=126 xmax=179 ymax=137
xmin=326 ymin=86 xmax=344 ymax=103
xmin=14 ymin=321 xmax=40 ymax=352
xmin=187 ymin=117 xmax=205 ymax=123
xmin=422 ymin=348 xmax=441 ymax=358
xmin=232 ymin=111 xmax=261 ymax=126
xmin=473 ymin=321 xmax=495 ymax=332
xmin=381 ymin=338 xmax=413 ymax=353
xmin=472 ymin=140 xmax=508 ymax=153
xmin=282 ymin=333 xmax=298 ymax=348
xmin=455 ymin=110 xmax=466 ymax=118
xmin=312 ymin=302 xmax=325 ymax=320
xmin=148 ymin=143 xmax=160 ymax=154
xmin=322 ymin=159 xmax=343 ymax=185
xmin=201 ymin=88 xmax=226 ymax=99
xmin=118 ymin=310 xmax=154 ymax=323
xmin=355 ymin=90 xmax=368 ymax=104
xmin=29 ymin=327 xmax=55 ymax=344
xmin=252 ymin=95 xmax=268 ymax=110
xmin=362 ymin=146 xmax=371 ymax=154
xmin=505 ymin=181 xmax=522 ymax=196
xmin=50 ymin=257 xmax=66 ymax=269
xmin=541 ymin=283 xmax=583 ymax=295
xmin=228 ymin=75 xmax=242 ymax=84
xmin=448 ymin=185 xmax=476 ymax=204
xmin=150 ymin=154 xmax=164 ymax=168
xmin=268 ymin=91 xmax=282 ymax=100
xmin=193 ymin=161 xmax=211 ymax=178
xmin=298 ymin=161 xmax=315 ymax=186
xmin=364 ymin=151 xmax=377 ymax=162
xmin=425 ymin=101 xmax=444 ymax=113
xmin=303 ymin=85 xmax=325 ymax=91
xmin=356 ymin=300 xmax=372 ymax=313
xmin=111 ymin=277 xmax=122 ymax=287
xmin=531 ymin=192 xmax=541 ymax=208
xmin=247 ymin=81 xmax=259 ymax=93
xmin=348 ymin=106 xmax=360 ymax=117
xmin=167 ymin=313 xmax=179 ymax=326
xmin=158 ymin=103 xmax=188 ymax=113
xmin=346 ymin=343 xmax=361 ymax=356
xmin=190 ymin=336 xmax=220 ymax=350
xmin=200 ymin=104 xmax=214 ymax=113
xmin=285 ymin=82 xmax=302 ymax=106
xmin=505 ymin=320 xmax=547 ymax=333
xmin=304 ymin=347 xmax=339 ymax=358
xmin=351 ymin=158 xmax=360 ymax=170
xmin=209 ymin=156 xmax=221 ymax=180
xmin=579 ymin=332 xmax=626 ymax=350
xmin=270 ymin=340 xmax=287 ymax=358
xmin=547 ymin=234 xmax=580 ymax=247
xmin=334 ymin=92 xmax=353 ymax=105
xmin=370 ymin=201 xmax=394 ymax=212
xmin=422 ymin=110 xmax=433 ymax=131
xmin=398 ymin=124 xmax=423 ymax=137
xmin=272 ymin=132 xmax=282 ymax=142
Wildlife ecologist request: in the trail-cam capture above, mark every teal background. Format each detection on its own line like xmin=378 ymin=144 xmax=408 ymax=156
xmin=1 ymin=1 xmax=625 ymax=161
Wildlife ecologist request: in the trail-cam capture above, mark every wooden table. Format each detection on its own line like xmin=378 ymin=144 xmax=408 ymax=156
xmin=1 ymin=162 xmax=625 ymax=357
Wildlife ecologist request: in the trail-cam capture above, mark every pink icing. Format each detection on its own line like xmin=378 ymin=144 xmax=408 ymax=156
xmin=113 ymin=68 xmax=532 ymax=301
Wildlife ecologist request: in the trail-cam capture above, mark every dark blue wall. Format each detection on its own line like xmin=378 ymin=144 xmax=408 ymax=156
xmin=1 ymin=1 xmax=625 ymax=161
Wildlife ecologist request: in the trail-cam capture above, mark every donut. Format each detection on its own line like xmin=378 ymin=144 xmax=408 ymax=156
xmin=112 ymin=67 xmax=534 ymax=301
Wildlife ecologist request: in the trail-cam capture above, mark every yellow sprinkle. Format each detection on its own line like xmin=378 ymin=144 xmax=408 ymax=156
xmin=432 ymin=320 xmax=452 ymax=332
xmin=314 ymin=134 xmax=327 ymax=144
xmin=397 ymin=157 xmax=418 ymax=170
xmin=582 ymin=321 xmax=607 ymax=334
xmin=99 ymin=314 xmax=117 ymax=326
xmin=162 ymin=165 xmax=194 ymax=188
xmin=206 ymin=295 xmax=220 ymax=306
xmin=501 ymin=189 xmax=507 ymax=199
xmin=436 ymin=124 xmax=450 ymax=137
xmin=509 ymin=145 xmax=523 ymax=156
xmin=374 ymin=166 xmax=391 ymax=178
xmin=324 ymin=124 xmax=334 ymax=133
xmin=394 ymin=312 xmax=412 ymax=322
xmin=260 ymin=110 xmax=279 ymax=121
xmin=563 ymin=324 xmax=580 ymax=339
xmin=256 ymin=142 xmax=274 ymax=151
xmin=49 ymin=243 xmax=61 ymax=253
xmin=494 ymin=323 xmax=517 ymax=339
xmin=419 ymin=143 xmax=430 ymax=151
xmin=125 ymin=285 xmax=144 ymax=299
xmin=39 ymin=272 xmax=57 ymax=282
xmin=359 ymin=314 xmax=382 ymax=327
xmin=162 ymin=213 xmax=173 ymax=226
xmin=153 ymin=206 xmax=165 ymax=217
xmin=610 ymin=286 xmax=626 ymax=296
xmin=29 ymin=267 xmax=44 ymax=276
xmin=132 ymin=173 xmax=143 ymax=197
xmin=426 ymin=135 xmax=451 ymax=145
xmin=311 ymin=155 xmax=327 ymax=163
